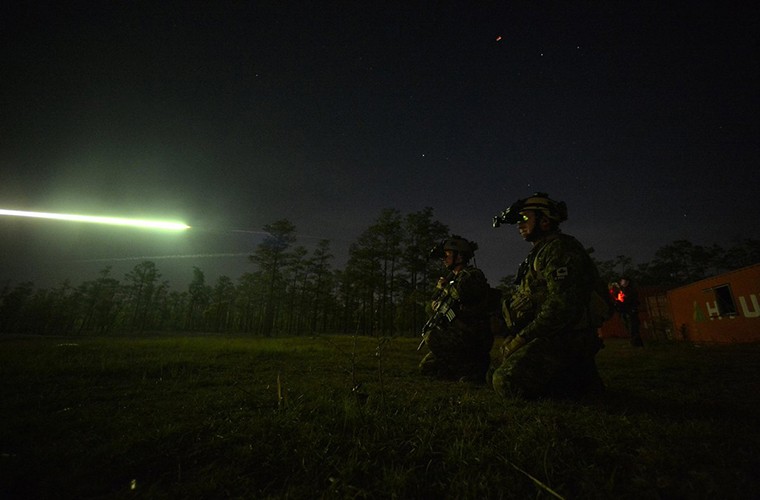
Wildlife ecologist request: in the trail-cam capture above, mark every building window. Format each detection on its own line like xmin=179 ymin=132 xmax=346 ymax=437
xmin=712 ymin=284 xmax=737 ymax=317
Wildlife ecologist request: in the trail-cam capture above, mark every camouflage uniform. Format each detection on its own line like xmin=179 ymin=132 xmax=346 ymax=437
xmin=492 ymin=233 xmax=604 ymax=399
xmin=419 ymin=266 xmax=494 ymax=381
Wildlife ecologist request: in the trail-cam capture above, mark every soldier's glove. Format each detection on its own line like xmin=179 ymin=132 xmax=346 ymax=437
xmin=500 ymin=335 xmax=526 ymax=361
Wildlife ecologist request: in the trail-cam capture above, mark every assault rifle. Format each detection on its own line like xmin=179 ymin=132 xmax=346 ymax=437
xmin=417 ymin=273 xmax=458 ymax=351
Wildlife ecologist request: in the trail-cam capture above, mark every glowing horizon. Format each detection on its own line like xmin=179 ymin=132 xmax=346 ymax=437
xmin=0 ymin=208 xmax=191 ymax=231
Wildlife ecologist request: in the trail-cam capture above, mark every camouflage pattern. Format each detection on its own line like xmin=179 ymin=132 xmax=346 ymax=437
xmin=419 ymin=266 xmax=494 ymax=381
xmin=492 ymin=233 xmax=604 ymax=398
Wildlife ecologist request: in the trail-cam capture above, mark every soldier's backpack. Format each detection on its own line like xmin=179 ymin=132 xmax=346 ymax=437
xmin=486 ymin=286 xmax=507 ymax=336
xmin=588 ymin=275 xmax=615 ymax=328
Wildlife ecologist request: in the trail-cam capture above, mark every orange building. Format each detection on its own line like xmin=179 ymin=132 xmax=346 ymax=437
xmin=598 ymin=263 xmax=760 ymax=343
xmin=666 ymin=263 xmax=760 ymax=343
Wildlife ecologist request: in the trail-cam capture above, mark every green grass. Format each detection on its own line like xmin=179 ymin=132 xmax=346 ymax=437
xmin=1 ymin=335 xmax=759 ymax=499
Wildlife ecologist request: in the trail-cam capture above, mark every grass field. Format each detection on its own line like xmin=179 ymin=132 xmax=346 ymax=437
xmin=1 ymin=334 xmax=759 ymax=499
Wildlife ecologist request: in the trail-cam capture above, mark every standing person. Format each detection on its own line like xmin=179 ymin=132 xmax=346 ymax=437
xmin=419 ymin=235 xmax=494 ymax=383
xmin=615 ymin=277 xmax=644 ymax=347
xmin=490 ymin=193 xmax=605 ymax=399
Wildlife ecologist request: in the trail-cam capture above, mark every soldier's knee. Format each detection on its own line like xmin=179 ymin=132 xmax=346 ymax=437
xmin=492 ymin=366 xmax=523 ymax=399
xmin=493 ymin=362 xmax=547 ymax=399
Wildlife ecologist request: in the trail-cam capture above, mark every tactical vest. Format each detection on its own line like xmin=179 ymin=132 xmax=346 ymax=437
xmin=503 ymin=233 xmax=612 ymax=336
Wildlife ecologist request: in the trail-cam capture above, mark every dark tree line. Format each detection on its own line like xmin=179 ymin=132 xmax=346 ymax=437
xmin=0 ymin=208 xmax=446 ymax=336
xmin=591 ymin=238 xmax=760 ymax=288
xmin=1 ymin=208 xmax=758 ymax=337
xmin=498 ymin=238 xmax=759 ymax=293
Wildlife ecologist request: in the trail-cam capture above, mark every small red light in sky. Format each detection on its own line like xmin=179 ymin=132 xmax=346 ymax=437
xmin=496 ymin=35 xmax=502 ymax=42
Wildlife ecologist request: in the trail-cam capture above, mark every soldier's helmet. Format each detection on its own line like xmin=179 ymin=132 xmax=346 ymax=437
xmin=429 ymin=235 xmax=478 ymax=260
xmin=493 ymin=192 xmax=568 ymax=226
xmin=520 ymin=193 xmax=568 ymax=222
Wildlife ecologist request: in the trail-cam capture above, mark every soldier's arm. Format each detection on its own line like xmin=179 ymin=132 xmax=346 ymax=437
xmin=519 ymin=240 xmax=589 ymax=341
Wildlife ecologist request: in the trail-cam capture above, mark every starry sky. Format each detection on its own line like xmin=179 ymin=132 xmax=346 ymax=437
xmin=1 ymin=1 xmax=758 ymax=288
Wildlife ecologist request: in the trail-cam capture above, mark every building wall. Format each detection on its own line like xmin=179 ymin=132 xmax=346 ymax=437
xmin=666 ymin=263 xmax=760 ymax=343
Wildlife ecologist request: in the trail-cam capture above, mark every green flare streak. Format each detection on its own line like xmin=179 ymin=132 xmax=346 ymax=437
xmin=0 ymin=209 xmax=190 ymax=231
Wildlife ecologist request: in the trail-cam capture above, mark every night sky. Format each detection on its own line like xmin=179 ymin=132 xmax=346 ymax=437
xmin=1 ymin=2 xmax=758 ymax=288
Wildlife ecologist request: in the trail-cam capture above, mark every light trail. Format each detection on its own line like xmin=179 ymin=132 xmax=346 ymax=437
xmin=77 ymin=253 xmax=250 ymax=262
xmin=0 ymin=208 xmax=190 ymax=231
xmin=229 ymin=229 xmax=273 ymax=235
